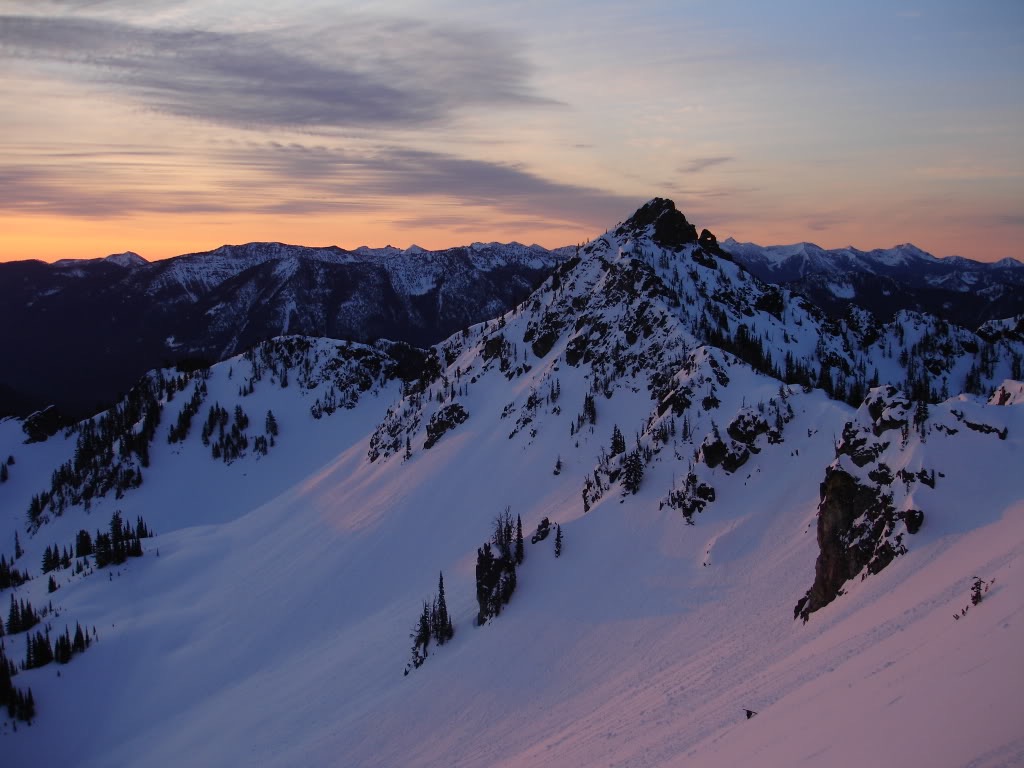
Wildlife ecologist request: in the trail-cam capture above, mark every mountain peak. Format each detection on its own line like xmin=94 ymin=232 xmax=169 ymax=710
xmin=104 ymin=251 xmax=148 ymax=268
xmin=617 ymin=197 xmax=699 ymax=248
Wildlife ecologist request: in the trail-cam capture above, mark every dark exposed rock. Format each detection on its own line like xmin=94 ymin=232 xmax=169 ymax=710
xmin=617 ymin=198 xmax=699 ymax=249
xmin=423 ymin=404 xmax=469 ymax=449
xmin=727 ymin=411 xmax=770 ymax=445
xmin=796 ymin=465 xmax=913 ymax=621
xmin=700 ymin=435 xmax=750 ymax=473
xmin=903 ymin=508 xmax=924 ymax=534
xmin=698 ymin=228 xmax=719 ymax=250
xmin=950 ymin=409 xmax=1009 ymax=439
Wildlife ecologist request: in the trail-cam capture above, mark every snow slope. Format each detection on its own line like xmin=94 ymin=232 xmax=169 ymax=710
xmin=1 ymin=203 xmax=1022 ymax=767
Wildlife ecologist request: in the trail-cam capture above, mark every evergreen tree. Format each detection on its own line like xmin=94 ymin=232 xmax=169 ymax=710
xmin=554 ymin=524 xmax=563 ymax=557
xmin=610 ymin=425 xmax=626 ymax=456
xmin=409 ymin=600 xmax=432 ymax=669
xmin=47 ymin=575 xmax=58 ymax=594
xmin=0 ymin=462 xmax=7 ymax=482
xmin=475 ymin=544 xmax=495 ymax=625
xmin=7 ymin=594 xmax=20 ymax=635
xmin=515 ymin=515 xmax=524 ymax=565
xmin=434 ymin=572 xmax=454 ymax=644
xmin=622 ymin=450 xmax=644 ymax=494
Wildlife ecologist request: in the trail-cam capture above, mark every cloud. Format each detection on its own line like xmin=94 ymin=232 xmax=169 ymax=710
xmin=0 ymin=140 xmax=642 ymax=230
xmin=0 ymin=14 xmax=554 ymax=131
xmin=678 ymin=156 xmax=734 ymax=174
xmin=806 ymin=215 xmax=849 ymax=232
xmin=219 ymin=142 xmax=642 ymax=227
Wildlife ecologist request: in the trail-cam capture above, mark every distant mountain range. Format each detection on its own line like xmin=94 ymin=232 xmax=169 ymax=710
xmin=722 ymin=239 xmax=1023 ymax=328
xmin=1 ymin=211 xmax=1020 ymax=423
xmin=0 ymin=241 xmax=568 ymax=419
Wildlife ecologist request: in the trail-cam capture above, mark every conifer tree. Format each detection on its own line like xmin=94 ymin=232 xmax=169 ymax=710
xmin=409 ymin=600 xmax=432 ymax=669
xmin=475 ymin=544 xmax=494 ymax=625
xmin=7 ymin=594 xmax=20 ymax=635
xmin=623 ymin=450 xmax=644 ymax=494
xmin=515 ymin=515 xmax=524 ymax=565
xmin=610 ymin=425 xmax=626 ymax=456
xmin=0 ymin=462 xmax=7 ymax=482
xmin=555 ymin=524 xmax=563 ymax=557
xmin=434 ymin=572 xmax=454 ymax=644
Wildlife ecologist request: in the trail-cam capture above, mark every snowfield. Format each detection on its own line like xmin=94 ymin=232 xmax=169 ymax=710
xmin=1 ymin=203 xmax=1022 ymax=767
xmin=2 ymin=353 xmax=1020 ymax=767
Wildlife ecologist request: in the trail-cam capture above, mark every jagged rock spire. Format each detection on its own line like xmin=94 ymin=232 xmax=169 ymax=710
xmin=616 ymin=198 xmax=699 ymax=249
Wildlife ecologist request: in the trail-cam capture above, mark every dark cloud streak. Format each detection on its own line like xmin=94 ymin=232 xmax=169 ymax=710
xmin=0 ymin=141 xmax=641 ymax=231
xmin=0 ymin=14 xmax=553 ymax=131
xmin=679 ymin=156 xmax=734 ymax=174
xmin=217 ymin=143 xmax=641 ymax=230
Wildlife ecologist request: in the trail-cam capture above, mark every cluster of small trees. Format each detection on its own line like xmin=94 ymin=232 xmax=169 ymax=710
xmin=0 ymin=554 xmax=29 ymax=591
xmin=254 ymin=410 xmax=279 ymax=455
xmin=40 ymin=513 xmax=152 ymax=589
xmin=0 ymin=646 xmax=34 ymax=723
xmin=475 ymin=509 xmax=523 ymax=625
xmin=202 ymin=404 xmax=252 ymax=462
xmin=168 ymin=382 xmax=208 ymax=443
xmin=406 ymin=572 xmax=455 ymax=673
xmin=26 ymin=377 xmax=165 ymax=528
xmin=5 ymin=595 xmax=41 ymax=636
xmin=40 ymin=542 xmax=76 ymax=574
xmin=571 ymin=392 xmax=598 ymax=435
xmin=404 ymin=510 xmax=566 ymax=670
xmin=91 ymin=512 xmax=151 ymax=569
xmin=25 ymin=623 xmax=91 ymax=669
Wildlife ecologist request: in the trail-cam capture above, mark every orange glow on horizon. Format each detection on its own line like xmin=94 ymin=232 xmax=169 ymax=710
xmin=1 ymin=208 xmax=1018 ymax=265
xmin=0 ymin=211 xmax=599 ymax=264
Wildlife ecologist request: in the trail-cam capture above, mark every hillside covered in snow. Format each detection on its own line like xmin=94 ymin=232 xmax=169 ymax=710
xmin=0 ymin=240 xmax=568 ymax=420
xmin=1 ymin=200 xmax=1021 ymax=767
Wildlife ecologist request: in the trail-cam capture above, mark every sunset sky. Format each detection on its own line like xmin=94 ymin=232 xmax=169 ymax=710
xmin=1 ymin=0 xmax=1021 ymax=263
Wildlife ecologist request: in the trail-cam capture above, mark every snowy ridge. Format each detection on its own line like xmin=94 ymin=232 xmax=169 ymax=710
xmin=1 ymin=199 xmax=1022 ymax=767
xmin=723 ymin=237 xmax=1024 ymax=327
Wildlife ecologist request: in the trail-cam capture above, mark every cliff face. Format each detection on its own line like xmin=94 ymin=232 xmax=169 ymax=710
xmin=796 ymin=387 xmax=921 ymax=621
xmin=796 ymin=466 xmax=903 ymax=620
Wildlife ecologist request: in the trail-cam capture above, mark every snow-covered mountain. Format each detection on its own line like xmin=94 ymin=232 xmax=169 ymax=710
xmin=723 ymin=238 xmax=1024 ymax=328
xmin=1 ymin=199 xmax=1022 ymax=767
xmin=0 ymin=241 xmax=567 ymax=421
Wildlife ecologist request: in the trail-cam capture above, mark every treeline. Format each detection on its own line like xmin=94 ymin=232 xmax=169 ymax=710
xmin=40 ymin=511 xmax=153 ymax=593
xmin=25 ymin=373 xmax=171 ymax=528
xmin=0 ymin=646 xmax=34 ymax=723
xmin=1 ymin=594 xmax=96 ymax=724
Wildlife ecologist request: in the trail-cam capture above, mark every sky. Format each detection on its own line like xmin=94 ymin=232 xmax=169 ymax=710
xmin=0 ymin=0 xmax=1021 ymax=263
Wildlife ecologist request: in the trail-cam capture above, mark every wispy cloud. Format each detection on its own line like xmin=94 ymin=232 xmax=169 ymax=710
xmin=0 ymin=14 xmax=554 ymax=131
xmin=219 ymin=143 xmax=642 ymax=226
xmin=678 ymin=156 xmax=733 ymax=174
xmin=0 ymin=140 xmax=641 ymax=229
